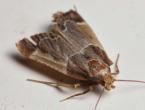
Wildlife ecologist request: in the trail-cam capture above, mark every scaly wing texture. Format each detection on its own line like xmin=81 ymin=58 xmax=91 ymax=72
xmin=16 ymin=10 xmax=112 ymax=80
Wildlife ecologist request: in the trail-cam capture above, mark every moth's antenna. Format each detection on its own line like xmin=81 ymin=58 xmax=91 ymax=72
xmin=94 ymin=88 xmax=105 ymax=110
xmin=115 ymin=79 xmax=145 ymax=84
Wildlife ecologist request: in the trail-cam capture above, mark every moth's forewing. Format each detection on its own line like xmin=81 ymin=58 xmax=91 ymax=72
xmin=53 ymin=10 xmax=104 ymax=49
xmin=16 ymin=10 xmax=112 ymax=81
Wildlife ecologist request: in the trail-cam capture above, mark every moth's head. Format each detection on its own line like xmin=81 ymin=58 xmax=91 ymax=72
xmin=102 ymin=73 xmax=115 ymax=90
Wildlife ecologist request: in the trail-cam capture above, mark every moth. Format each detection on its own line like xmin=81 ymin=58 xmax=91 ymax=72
xmin=16 ymin=9 xmax=145 ymax=109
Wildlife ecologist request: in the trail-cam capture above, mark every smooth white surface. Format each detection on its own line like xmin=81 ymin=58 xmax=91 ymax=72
xmin=0 ymin=0 xmax=145 ymax=110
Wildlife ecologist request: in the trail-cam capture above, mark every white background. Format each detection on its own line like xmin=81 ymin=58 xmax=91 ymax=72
xmin=0 ymin=0 xmax=145 ymax=110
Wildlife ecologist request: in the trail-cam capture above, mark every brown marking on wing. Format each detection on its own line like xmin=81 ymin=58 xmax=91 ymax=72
xmin=88 ymin=59 xmax=108 ymax=77
xmin=93 ymin=46 xmax=113 ymax=66
xmin=16 ymin=38 xmax=36 ymax=57
xmin=53 ymin=10 xmax=84 ymax=23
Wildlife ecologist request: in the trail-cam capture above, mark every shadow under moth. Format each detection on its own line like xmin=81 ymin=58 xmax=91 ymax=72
xmin=16 ymin=9 xmax=145 ymax=109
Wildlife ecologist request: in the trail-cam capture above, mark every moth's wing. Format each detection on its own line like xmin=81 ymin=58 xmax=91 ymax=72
xmin=16 ymin=30 xmax=87 ymax=81
xmin=52 ymin=10 xmax=113 ymax=78
xmin=53 ymin=10 xmax=104 ymax=49
xmin=16 ymin=10 xmax=112 ymax=81
xmin=16 ymin=35 xmax=66 ymax=76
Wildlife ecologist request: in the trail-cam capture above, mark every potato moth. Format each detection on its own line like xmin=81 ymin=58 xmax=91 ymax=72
xmin=16 ymin=9 xmax=145 ymax=109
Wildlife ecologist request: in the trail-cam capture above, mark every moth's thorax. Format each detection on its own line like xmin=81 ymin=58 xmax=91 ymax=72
xmin=87 ymin=73 xmax=115 ymax=90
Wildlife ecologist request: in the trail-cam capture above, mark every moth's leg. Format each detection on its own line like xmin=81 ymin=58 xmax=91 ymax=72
xmin=60 ymin=86 xmax=93 ymax=102
xmin=112 ymin=54 xmax=120 ymax=75
xmin=27 ymin=79 xmax=80 ymax=88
